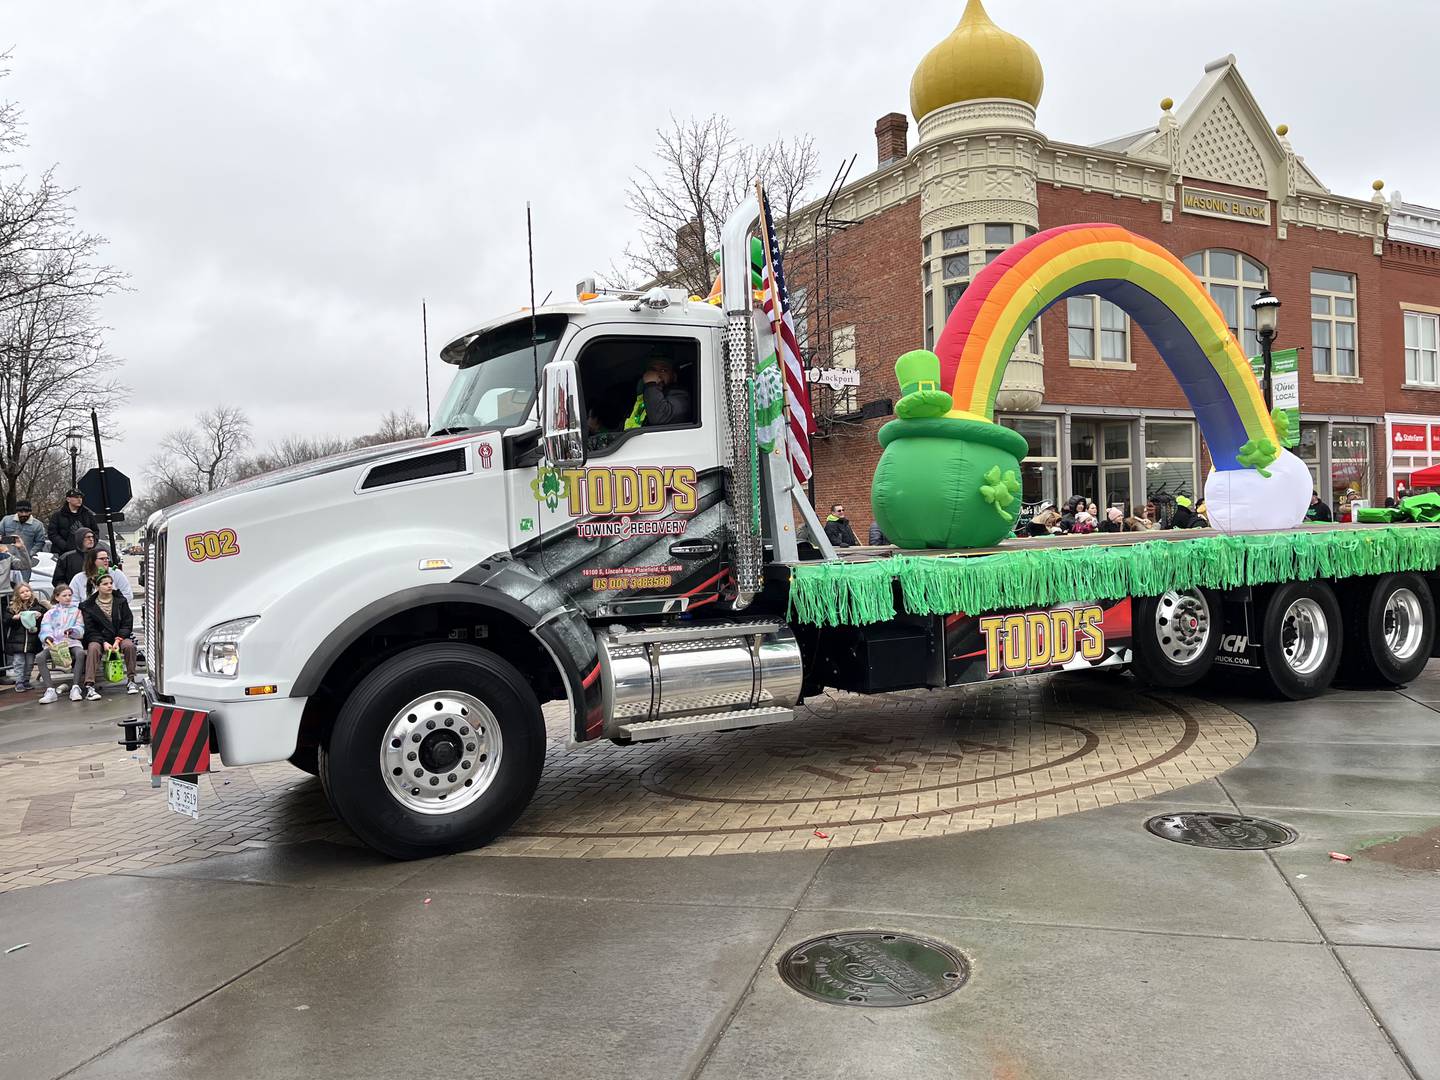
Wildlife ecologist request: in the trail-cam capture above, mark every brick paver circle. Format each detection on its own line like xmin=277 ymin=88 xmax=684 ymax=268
xmin=0 ymin=675 xmax=1255 ymax=887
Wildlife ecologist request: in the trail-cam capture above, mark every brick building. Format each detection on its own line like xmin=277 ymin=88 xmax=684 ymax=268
xmin=799 ymin=0 xmax=1440 ymax=534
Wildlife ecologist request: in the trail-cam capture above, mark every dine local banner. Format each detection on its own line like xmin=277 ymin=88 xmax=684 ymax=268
xmin=1249 ymin=347 xmax=1300 ymax=448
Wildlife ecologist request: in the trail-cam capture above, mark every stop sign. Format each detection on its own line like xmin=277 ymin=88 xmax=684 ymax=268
xmin=78 ymin=466 xmax=132 ymax=515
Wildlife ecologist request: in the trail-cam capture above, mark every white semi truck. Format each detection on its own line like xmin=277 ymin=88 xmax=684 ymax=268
xmin=131 ymin=197 xmax=1439 ymax=857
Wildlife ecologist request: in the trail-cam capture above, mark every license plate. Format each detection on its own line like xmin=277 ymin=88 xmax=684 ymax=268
xmin=167 ymin=776 xmax=200 ymax=820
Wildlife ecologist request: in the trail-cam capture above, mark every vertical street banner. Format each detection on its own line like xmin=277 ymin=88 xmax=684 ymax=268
xmin=1249 ymin=347 xmax=1300 ymax=448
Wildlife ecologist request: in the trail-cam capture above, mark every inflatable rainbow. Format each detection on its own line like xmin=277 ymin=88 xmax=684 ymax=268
xmin=936 ymin=223 xmax=1278 ymax=471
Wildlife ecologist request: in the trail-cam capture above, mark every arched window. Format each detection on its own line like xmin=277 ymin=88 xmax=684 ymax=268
xmin=1182 ymin=250 xmax=1268 ymax=356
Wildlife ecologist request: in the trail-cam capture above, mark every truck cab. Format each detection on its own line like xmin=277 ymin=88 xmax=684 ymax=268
xmin=137 ymin=205 xmax=815 ymax=856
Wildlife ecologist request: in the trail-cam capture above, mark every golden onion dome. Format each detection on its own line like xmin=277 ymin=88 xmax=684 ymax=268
xmin=910 ymin=0 xmax=1044 ymax=120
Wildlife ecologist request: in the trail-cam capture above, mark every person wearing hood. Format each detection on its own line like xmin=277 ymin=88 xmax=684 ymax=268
xmin=54 ymin=527 xmax=105 ymax=588
xmin=867 ymin=520 xmax=888 ymax=546
xmin=1057 ymin=495 xmax=1085 ymax=534
xmin=47 ymin=489 xmax=99 ymax=558
xmin=40 ymin=583 xmax=86 ymax=702
xmin=824 ymin=504 xmax=858 ymax=547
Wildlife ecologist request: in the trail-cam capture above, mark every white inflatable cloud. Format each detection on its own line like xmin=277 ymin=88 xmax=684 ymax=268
xmin=1203 ymin=449 xmax=1312 ymax=534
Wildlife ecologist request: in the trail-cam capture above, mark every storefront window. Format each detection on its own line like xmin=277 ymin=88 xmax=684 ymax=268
xmin=1144 ymin=420 xmax=1197 ymax=504
xmin=1297 ymin=423 xmax=1322 ymax=492
xmin=1071 ymin=421 xmax=1132 ymax=509
xmin=1330 ymin=424 xmax=1370 ymax=515
xmin=1001 ymin=416 xmax=1059 ymax=508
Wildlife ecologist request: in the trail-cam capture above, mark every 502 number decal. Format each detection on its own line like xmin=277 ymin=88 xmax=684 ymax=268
xmin=185 ymin=528 xmax=240 ymax=563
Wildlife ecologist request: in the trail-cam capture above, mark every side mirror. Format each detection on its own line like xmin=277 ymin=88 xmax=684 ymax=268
xmin=540 ymin=359 xmax=586 ymax=468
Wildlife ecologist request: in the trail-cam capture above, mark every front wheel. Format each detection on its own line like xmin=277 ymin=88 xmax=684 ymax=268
xmin=1131 ymin=588 xmax=1220 ymax=688
xmin=1260 ymin=581 xmax=1342 ymax=700
xmin=320 ymin=643 xmax=546 ymax=859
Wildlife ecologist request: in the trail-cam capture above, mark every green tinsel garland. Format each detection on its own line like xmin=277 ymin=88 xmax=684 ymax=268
xmin=788 ymin=527 xmax=1440 ymax=627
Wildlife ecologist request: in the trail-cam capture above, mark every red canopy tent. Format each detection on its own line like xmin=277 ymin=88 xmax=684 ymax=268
xmin=1406 ymin=463 xmax=1440 ymax=490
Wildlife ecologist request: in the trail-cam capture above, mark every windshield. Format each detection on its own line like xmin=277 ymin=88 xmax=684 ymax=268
xmin=431 ymin=314 xmax=568 ymax=434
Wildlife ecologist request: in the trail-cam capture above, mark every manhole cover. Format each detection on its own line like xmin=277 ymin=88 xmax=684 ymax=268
xmin=777 ymin=932 xmax=969 ymax=1007
xmin=1145 ymin=812 xmax=1297 ymax=850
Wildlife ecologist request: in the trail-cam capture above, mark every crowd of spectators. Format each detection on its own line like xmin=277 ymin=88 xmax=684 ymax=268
xmin=0 ymin=490 xmax=138 ymax=702
xmin=1020 ymin=494 xmax=1204 ymax=537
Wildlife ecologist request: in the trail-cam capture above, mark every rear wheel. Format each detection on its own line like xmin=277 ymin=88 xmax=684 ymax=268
xmin=319 ymin=643 xmax=546 ymax=859
xmin=1131 ymin=588 xmax=1220 ymax=688
xmin=1339 ymin=573 xmax=1434 ymax=687
xmin=1260 ymin=581 xmax=1342 ymax=700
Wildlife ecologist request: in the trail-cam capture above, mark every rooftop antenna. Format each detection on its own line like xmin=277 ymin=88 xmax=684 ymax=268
xmin=421 ymin=298 xmax=431 ymax=427
xmin=527 ymin=202 xmax=540 ymax=390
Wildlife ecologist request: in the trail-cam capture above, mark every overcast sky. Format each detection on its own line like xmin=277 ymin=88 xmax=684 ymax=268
xmin=5 ymin=0 xmax=1436 ymax=490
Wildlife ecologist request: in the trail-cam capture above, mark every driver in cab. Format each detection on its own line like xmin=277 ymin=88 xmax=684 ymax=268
xmin=623 ymin=355 xmax=691 ymax=430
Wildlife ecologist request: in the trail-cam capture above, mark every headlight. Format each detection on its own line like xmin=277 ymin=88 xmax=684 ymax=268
xmin=197 ymin=617 xmax=260 ymax=678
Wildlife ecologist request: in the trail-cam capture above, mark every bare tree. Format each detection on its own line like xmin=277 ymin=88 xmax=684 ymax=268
xmin=0 ymin=52 xmax=127 ymax=511
xmin=367 ymin=408 xmax=428 ymax=445
xmin=148 ymin=406 xmax=253 ymax=499
xmin=233 ymin=434 xmax=355 ymax=481
xmin=615 ymin=114 xmax=821 ymax=298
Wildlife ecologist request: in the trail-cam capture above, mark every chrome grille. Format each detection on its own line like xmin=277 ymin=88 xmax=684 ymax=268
xmin=144 ymin=525 xmax=166 ymax=693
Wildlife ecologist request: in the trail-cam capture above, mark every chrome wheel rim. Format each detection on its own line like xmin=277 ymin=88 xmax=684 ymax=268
xmin=1383 ymin=588 xmax=1424 ymax=661
xmin=1280 ymin=598 xmax=1329 ymax=676
xmin=1154 ymin=589 xmax=1211 ymax=665
xmin=379 ymin=691 xmax=502 ymax=814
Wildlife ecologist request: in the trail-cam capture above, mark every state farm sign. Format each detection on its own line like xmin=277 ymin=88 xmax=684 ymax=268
xmin=1392 ymin=424 xmax=1428 ymax=451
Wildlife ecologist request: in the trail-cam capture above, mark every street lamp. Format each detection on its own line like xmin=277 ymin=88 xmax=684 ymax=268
xmin=1252 ymin=289 xmax=1282 ymax=412
xmin=66 ymin=427 xmax=82 ymax=489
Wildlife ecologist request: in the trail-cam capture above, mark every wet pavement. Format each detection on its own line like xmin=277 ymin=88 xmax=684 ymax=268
xmin=2 ymin=667 xmax=1439 ymax=1079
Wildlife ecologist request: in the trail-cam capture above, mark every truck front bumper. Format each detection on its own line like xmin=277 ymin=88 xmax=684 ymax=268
xmin=135 ymin=677 xmax=307 ymax=766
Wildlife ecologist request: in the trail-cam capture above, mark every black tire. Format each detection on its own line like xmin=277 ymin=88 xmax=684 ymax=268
xmin=1338 ymin=573 xmax=1435 ymax=688
xmin=1259 ymin=580 xmax=1342 ymax=700
xmin=320 ymin=643 xmax=546 ymax=859
xmin=1131 ymin=588 xmax=1221 ymax=689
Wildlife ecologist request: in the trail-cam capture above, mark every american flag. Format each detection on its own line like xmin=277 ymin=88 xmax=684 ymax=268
xmin=757 ymin=188 xmax=815 ymax=486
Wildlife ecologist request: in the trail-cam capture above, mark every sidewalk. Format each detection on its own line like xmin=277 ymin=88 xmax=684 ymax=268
xmin=2 ymin=668 xmax=1438 ymax=1079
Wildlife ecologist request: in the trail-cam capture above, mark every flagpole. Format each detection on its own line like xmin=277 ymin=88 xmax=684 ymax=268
xmin=755 ymin=182 xmax=799 ymax=499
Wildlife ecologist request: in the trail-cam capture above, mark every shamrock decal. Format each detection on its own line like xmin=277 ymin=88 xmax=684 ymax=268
xmin=530 ymin=466 xmax=569 ymax=512
xmin=979 ymin=465 xmax=1022 ymax=522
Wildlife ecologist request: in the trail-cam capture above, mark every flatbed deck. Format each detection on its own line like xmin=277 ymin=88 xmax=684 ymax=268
xmin=784 ymin=521 xmax=1432 ymax=568
xmin=781 ymin=522 xmax=1440 ymax=626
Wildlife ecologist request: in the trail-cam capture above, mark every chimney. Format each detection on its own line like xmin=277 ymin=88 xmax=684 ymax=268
xmin=875 ymin=112 xmax=909 ymax=168
xmin=675 ymin=218 xmax=706 ymax=271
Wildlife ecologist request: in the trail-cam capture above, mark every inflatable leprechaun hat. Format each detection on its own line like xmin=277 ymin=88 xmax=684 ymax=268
xmin=870 ymin=349 xmax=1028 ymax=549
